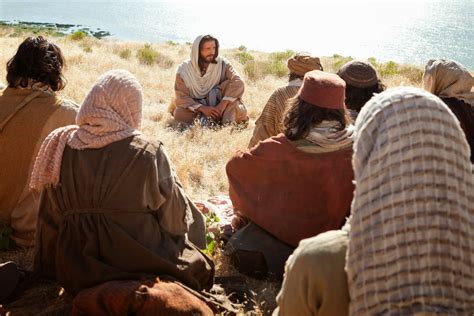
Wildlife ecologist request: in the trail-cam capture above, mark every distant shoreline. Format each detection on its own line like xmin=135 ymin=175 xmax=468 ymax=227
xmin=1 ymin=0 xmax=472 ymax=69
xmin=0 ymin=20 xmax=111 ymax=39
xmin=1 ymin=21 xmax=473 ymax=77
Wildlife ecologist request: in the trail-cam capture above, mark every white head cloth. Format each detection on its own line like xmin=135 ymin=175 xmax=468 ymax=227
xmin=176 ymin=35 xmax=224 ymax=99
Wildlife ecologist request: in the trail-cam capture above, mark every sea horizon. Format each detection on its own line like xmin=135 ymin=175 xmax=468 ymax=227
xmin=1 ymin=0 xmax=473 ymax=69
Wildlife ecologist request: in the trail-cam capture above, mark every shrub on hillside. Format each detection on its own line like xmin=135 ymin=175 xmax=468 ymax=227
xmin=242 ymin=50 xmax=296 ymax=80
xmin=243 ymin=60 xmax=264 ymax=81
xmin=136 ymin=44 xmax=174 ymax=68
xmin=157 ymin=54 xmax=174 ymax=69
xmin=376 ymin=61 xmax=423 ymax=83
xmin=82 ymin=45 xmax=92 ymax=53
xmin=264 ymin=50 xmax=295 ymax=77
xmin=265 ymin=59 xmax=287 ymax=77
xmin=378 ymin=60 xmax=398 ymax=76
xmin=235 ymin=51 xmax=254 ymax=64
xmin=399 ymin=65 xmax=423 ymax=83
xmin=69 ymin=30 xmax=87 ymax=41
xmin=118 ymin=48 xmax=131 ymax=60
xmin=137 ymin=44 xmax=159 ymax=65
xmin=368 ymin=57 xmax=377 ymax=65
xmin=271 ymin=50 xmax=294 ymax=62
xmin=332 ymin=54 xmax=354 ymax=70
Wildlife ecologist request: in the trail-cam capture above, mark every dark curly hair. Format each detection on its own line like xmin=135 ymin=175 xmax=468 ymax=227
xmin=284 ymin=96 xmax=351 ymax=141
xmin=345 ymin=80 xmax=386 ymax=112
xmin=6 ymin=36 xmax=66 ymax=91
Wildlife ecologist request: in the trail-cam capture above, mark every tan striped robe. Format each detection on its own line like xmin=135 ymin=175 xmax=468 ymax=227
xmin=346 ymin=87 xmax=474 ymax=315
xmin=248 ymin=80 xmax=302 ymax=148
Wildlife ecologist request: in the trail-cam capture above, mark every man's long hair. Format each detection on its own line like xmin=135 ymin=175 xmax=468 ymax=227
xmin=284 ymin=96 xmax=351 ymax=141
xmin=198 ymin=35 xmax=219 ymax=70
xmin=345 ymin=80 xmax=386 ymax=112
xmin=6 ymin=36 xmax=66 ymax=91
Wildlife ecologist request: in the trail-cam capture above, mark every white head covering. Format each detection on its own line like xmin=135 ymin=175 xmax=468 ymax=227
xmin=30 ymin=69 xmax=143 ymax=191
xmin=176 ymin=35 xmax=224 ymax=99
xmin=423 ymin=59 xmax=474 ymax=106
xmin=346 ymin=87 xmax=474 ymax=315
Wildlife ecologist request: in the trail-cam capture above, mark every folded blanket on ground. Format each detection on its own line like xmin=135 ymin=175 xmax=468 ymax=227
xmin=195 ymin=195 xmax=237 ymax=239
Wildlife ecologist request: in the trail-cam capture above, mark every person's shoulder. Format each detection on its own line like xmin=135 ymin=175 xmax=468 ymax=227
xmin=129 ymin=136 xmax=175 ymax=172
xmin=46 ymin=98 xmax=78 ymax=124
xmin=263 ymin=134 xmax=290 ymax=146
xmin=296 ymin=230 xmax=349 ymax=261
xmin=58 ymin=98 xmax=79 ymax=112
xmin=267 ymin=83 xmax=300 ymax=100
xmin=177 ymin=59 xmax=192 ymax=73
xmin=129 ymin=134 xmax=164 ymax=157
xmin=247 ymin=134 xmax=289 ymax=156
xmin=275 ymin=84 xmax=298 ymax=94
xmin=119 ymin=136 xmax=168 ymax=170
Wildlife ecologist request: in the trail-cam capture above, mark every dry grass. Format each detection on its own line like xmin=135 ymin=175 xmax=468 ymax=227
xmin=0 ymin=32 xmax=421 ymax=198
xmin=0 ymin=27 xmax=423 ymax=315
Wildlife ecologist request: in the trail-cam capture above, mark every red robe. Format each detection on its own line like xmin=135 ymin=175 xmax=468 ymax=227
xmin=226 ymin=134 xmax=354 ymax=247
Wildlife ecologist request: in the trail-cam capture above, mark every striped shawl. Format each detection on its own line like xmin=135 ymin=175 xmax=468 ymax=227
xmin=346 ymin=87 xmax=474 ymax=315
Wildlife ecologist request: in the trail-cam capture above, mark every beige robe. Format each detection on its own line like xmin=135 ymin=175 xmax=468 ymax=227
xmin=0 ymin=87 xmax=78 ymax=247
xmin=172 ymin=61 xmax=247 ymax=125
xmin=34 ymin=135 xmax=214 ymax=295
xmin=274 ymin=230 xmax=349 ymax=316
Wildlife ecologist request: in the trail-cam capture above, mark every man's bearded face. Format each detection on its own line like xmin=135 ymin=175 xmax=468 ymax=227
xmin=200 ymin=40 xmax=216 ymax=63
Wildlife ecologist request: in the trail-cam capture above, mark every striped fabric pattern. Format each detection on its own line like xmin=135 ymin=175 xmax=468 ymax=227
xmin=248 ymin=82 xmax=301 ymax=147
xmin=346 ymin=87 xmax=474 ymax=315
xmin=259 ymin=84 xmax=300 ymax=130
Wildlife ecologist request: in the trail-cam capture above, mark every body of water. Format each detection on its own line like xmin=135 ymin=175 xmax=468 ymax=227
xmin=1 ymin=0 xmax=473 ymax=68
